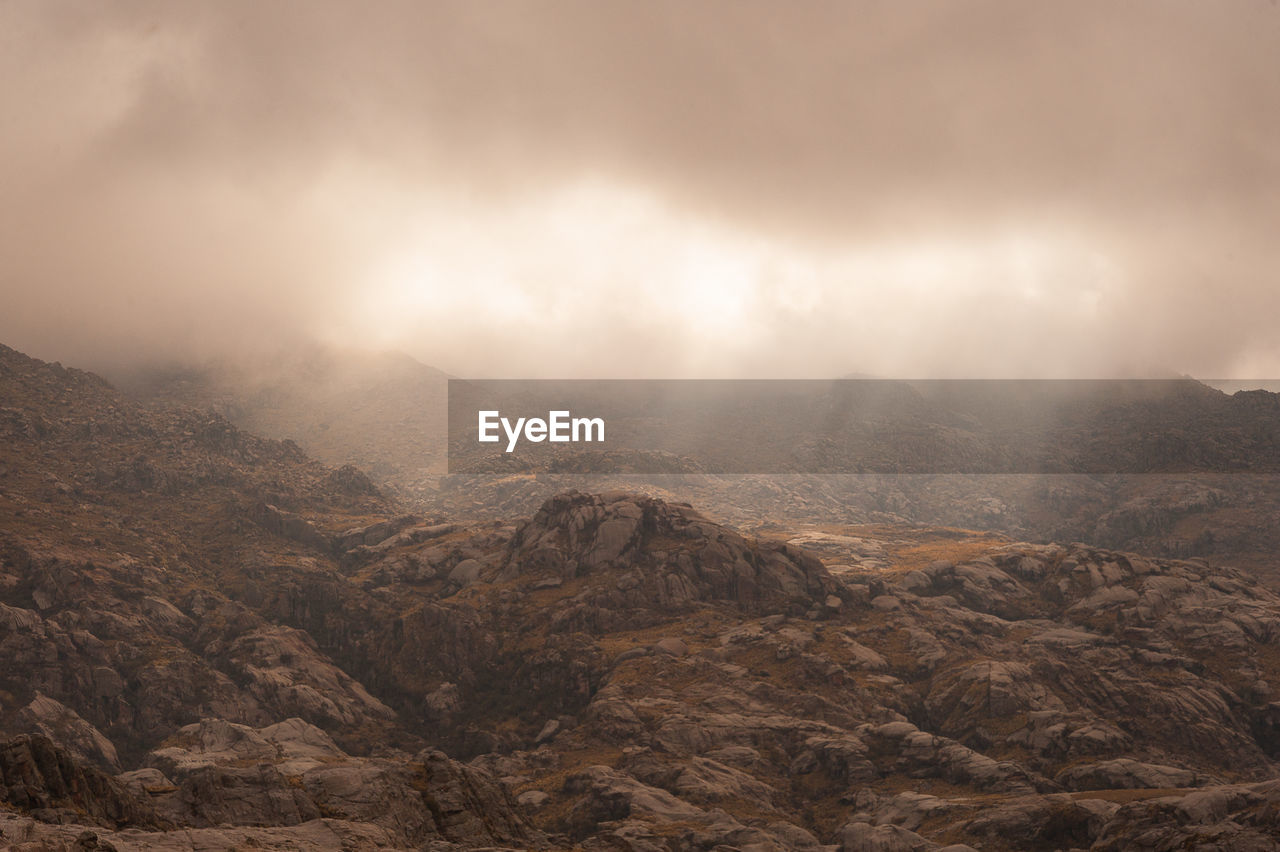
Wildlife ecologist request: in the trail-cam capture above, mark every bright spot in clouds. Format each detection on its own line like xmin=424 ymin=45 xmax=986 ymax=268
xmin=342 ymin=179 xmax=1123 ymax=378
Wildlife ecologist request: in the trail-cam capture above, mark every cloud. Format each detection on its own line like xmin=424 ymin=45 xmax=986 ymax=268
xmin=2 ymin=0 xmax=1278 ymax=378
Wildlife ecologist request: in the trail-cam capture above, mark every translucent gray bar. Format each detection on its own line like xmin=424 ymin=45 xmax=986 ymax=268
xmin=446 ymin=379 xmax=1280 ymax=474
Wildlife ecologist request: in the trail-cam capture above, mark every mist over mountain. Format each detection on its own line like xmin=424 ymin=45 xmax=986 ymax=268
xmin=115 ymin=347 xmax=1280 ymax=587
xmin=115 ymin=343 xmax=451 ymax=495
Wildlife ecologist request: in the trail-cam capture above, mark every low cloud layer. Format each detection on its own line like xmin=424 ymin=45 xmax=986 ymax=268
xmin=2 ymin=1 xmax=1278 ymax=378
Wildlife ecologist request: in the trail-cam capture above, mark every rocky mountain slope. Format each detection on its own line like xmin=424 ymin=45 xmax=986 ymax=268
xmin=5 ymin=343 xmax=1280 ymax=849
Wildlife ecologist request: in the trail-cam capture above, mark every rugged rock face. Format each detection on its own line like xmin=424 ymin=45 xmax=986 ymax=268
xmin=16 ymin=695 xmax=121 ymax=772
xmin=133 ymin=717 xmax=530 ymax=845
xmin=7 ymin=342 xmax=1280 ymax=849
xmin=502 ymin=491 xmax=844 ymax=620
xmin=0 ymin=734 xmax=161 ymax=829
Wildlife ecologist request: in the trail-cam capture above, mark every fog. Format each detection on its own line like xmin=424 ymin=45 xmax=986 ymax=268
xmin=2 ymin=1 xmax=1278 ymax=379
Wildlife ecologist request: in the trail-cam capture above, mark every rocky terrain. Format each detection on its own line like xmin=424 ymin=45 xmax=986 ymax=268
xmin=6 ymin=342 xmax=1280 ymax=849
xmin=423 ymin=471 xmax=1280 ymax=584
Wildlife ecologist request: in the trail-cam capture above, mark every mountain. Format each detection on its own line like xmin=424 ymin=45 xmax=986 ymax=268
xmin=0 ymin=342 xmax=529 ymax=847
xmin=5 ymin=341 xmax=1280 ymax=848
xmin=122 ymin=358 xmax=1280 ymax=581
xmin=440 ymin=377 xmax=1280 ymax=584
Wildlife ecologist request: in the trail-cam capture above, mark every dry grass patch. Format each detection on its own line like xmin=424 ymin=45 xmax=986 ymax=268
xmin=880 ymin=533 xmax=1012 ymax=574
xmin=514 ymin=745 xmax=627 ymax=831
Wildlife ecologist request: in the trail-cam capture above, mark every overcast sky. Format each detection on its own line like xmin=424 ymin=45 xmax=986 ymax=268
xmin=2 ymin=1 xmax=1277 ymax=378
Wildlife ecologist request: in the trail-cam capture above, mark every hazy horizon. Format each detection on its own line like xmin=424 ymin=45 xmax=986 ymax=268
xmin=3 ymin=1 xmax=1278 ymax=379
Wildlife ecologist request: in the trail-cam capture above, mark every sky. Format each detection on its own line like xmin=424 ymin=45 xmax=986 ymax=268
xmin=1 ymin=1 xmax=1278 ymax=379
